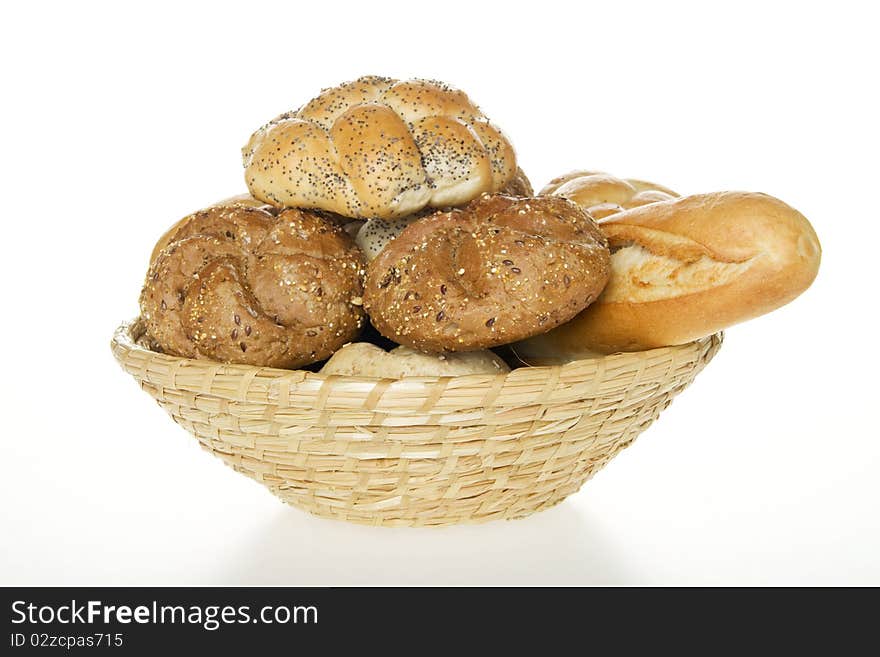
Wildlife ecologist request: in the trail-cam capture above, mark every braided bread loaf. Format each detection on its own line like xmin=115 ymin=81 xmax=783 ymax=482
xmin=541 ymin=171 xmax=678 ymax=219
xmin=243 ymin=76 xmax=518 ymax=219
xmin=140 ymin=204 xmax=366 ymax=368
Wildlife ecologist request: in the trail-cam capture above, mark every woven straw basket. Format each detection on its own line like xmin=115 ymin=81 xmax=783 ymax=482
xmin=112 ymin=319 xmax=722 ymax=527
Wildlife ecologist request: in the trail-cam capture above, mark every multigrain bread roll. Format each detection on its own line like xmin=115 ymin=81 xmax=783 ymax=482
xmin=149 ymin=194 xmax=274 ymax=264
xmin=320 ymin=342 xmax=510 ymax=377
xmin=541 ymin=170 xmax=679 ymax=219
xmin=150 ymin=193 xmax=366 ymax=265
xmin=364 ymin=194 xmax=611 ymax=352
xmin=242 ymin=76 xmax=518 ymax=219
xmin=140 ymin=204 xmax=366 ymax=368
xmin=513 ymin=191 xmax=821 ymax=360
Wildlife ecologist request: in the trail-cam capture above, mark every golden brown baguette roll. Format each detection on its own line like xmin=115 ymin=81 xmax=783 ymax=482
xmin=540 ymin=170 xmax=678 ymax=219
xmin=513 ymin=191 xmax=821 ymax=360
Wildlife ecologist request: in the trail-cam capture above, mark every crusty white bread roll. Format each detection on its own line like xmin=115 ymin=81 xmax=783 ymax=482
xmin=320 ymin=342 xmax=510 ymax=378
xmin=243 ymin=76 xmax=517 ymax=219
xmin=540 ymin=170 xmax=679 ymax=219
xmin=513 ymin=191 xmax=821 ymax=360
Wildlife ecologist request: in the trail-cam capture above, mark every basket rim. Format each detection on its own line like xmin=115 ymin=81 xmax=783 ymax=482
xmin=112 ymin=318 xmax=723 ymax=414
xmin=112 ymin=317 xmax=721 ymax=385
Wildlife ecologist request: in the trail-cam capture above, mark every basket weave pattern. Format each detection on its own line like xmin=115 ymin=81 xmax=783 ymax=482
xmin=112 ymin=320 xmax=721 ymax=526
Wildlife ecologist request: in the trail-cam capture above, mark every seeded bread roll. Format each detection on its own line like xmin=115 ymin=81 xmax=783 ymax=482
xmin=243 ymin=76 xmax=518 ymax=219
xmin=364 ymin=194 xmax=611 ymax=352
xmin=320 ymin=342 xmax=510 ymax=377
xmin=149 ymin=194 xmax=364 ymax=265
xmin=541 ymin=170 xmax=678 ymax=219
xmin=354 ymin=167 xmax=534 ymax=261
xmin=141 ymin=204 xmax=366 ymax=368
xmin=149 ymin=194 xmax=275 ymax=264
xmin=513 ymin=191 xmax=821 ymax=360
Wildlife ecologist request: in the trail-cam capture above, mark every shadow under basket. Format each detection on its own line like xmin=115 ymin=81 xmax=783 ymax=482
xmin=112 ymin=320 xmax=722 ymax=527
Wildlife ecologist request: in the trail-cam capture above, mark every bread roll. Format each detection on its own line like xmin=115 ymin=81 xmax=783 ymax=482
xmin=541 ymin=170 xmax=678 ymax=219
xmin=140 ymin=204 xmax=366 ymax=369
xmin=320 ymin=342 xmax=510 ymax=378
xmin=364 ymin=194 xmax=611 ymax=352
xmin=243 ymin=76 xmax=518 ymax=219
xmin=513 ymin=191 xmax=821 ymax=360
xmin=149 ymin=193 xmax=275 ymax=264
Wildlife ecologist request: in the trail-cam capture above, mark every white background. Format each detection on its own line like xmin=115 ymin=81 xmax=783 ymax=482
xmin=1 ymin=1 xmax=877 ymax=585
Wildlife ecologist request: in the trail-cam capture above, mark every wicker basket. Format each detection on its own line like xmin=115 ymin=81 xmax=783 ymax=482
xmin=112 ymin=319 xmax=722 ymax=527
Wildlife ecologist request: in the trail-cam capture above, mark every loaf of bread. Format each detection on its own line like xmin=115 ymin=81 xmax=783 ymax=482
xmin=364 ymin=194 xmax=611 ymax=352
xmin=141 ymin=204 xmax=366 ymax=369
xmin=513 ymin=191 xmax=821 ymax=360
xmin=320 ymin=342 xmax=510 ymax=377
xmin=541 ymin=170 xmax=678 ymax=219
xmin=243 ymin=76 xmax=518 ymax=219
